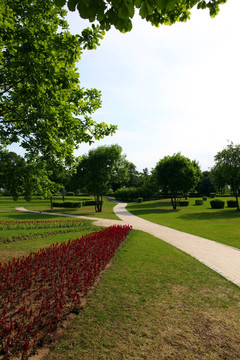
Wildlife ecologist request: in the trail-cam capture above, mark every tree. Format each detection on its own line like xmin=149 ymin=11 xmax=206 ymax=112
xmin=56 ymin=0 xmax=227 ymax=33
xmin=154 ymin=153 xmax=201 ymax=209
xmin=214 ymin=142 xmax=240 ymax=211
xmin=74 ymin=144 xmax=123 ymax=212
xmin=0 ymin=148 xmax=59 ymax=202
xmin=0 ymin=148 xmax=26 ymax=200
xmin=109 ymin=155 xmax=131 ymax=192
xmin=210 ymin=166 xmax=227 ymax=195
xmin=0 ymin=0 xmax=116 ymax=163
xmin=197 ymin=171 xmax=216 ymax=196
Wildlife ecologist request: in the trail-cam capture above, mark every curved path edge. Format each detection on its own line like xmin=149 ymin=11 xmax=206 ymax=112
xmin=15 ymin=205 xmax=240 ymax=288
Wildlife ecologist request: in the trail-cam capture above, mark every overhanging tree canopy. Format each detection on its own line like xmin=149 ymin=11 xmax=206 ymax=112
xmin=56 ymin=0 xmax=227 ymax=33
xmin=0 ymin=0 xmax=116 ymax=163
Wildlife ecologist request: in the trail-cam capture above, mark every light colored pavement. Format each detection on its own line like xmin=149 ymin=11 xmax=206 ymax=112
xmin=15 ymin=204 xmax=240 ymax=288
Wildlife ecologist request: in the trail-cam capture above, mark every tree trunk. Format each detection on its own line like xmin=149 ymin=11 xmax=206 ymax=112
xmin=235 ymin=195 xmax=240 ymax=212
xmin=50 ymin=196 xmax=53 ymax=209
xmin=62 ymin=189 xmax=65 ymax=202
xmin=94 ymin=195 xmax=102 ymax=212
xmin=171 ymin=197 xmax=177 ymax=210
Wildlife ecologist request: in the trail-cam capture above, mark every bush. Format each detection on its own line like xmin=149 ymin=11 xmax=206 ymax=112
xmin=227 ymin=200 xmax=238 ymax=208
xmin=202 ymin=196 xmax=207 ymax=201
xmin=115 ymin=187 xmax=140 ymax=202
xmin=209 ymin=193 xmax=216 ymax=198
xmin=52 ymin=202 xmax=82 ymax=208
xmin=83 ymin=200 xmax=99 ymax=206
xmin=210 ymin=199 xmax=225 ymax=209
xmin=195 ymin=199 xmax=203 ymax=205
xmin=65 ymin=192 xmax=75 ymax=196
xmin=137 ymin=197 xmax=143 ymax=203
xmin=178 ymin=201 xmax=189 ymax=207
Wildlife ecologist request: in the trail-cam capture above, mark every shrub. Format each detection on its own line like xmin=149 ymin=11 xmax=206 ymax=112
xmin=202 ymin=196 xmax=207 ymax=201
xmin=227 ymin=200 xmax=238 ymax=208
xmin=114 ymin=188 xmax=140 ymax=202
xmin=210 ymin=199 xmax=225 ymax=209
xmin=83 ymin=200 xmax=100 ymax=206
xmin=137 ymin=197 xmax=143 ymax=203
xmin=209 ymin=193 xmax=216 ymax=198
xmin=195 ymin=199 xmax=203 ymax=205
xmin=65 ymin=192 xmax=75 ymax=196
xmin=178 ymin=201 xmax=189 ymax=207
xmin=52 ymin=202 xmax=82 ymax=208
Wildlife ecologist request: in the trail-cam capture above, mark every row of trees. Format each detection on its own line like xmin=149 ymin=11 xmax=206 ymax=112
xmin=1 ymin=142 xmax=240 ymax=211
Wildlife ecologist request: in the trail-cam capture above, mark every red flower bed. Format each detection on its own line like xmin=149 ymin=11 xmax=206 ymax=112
xmin=0 ymin=225 xmax=132 ymax=359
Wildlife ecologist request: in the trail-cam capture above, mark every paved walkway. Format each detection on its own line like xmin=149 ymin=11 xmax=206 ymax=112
xmin=15 ymin=204 xmax=240 ymax=288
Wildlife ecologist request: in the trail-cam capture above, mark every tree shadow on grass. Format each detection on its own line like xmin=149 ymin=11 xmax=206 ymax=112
xmin=128 ymin=201 xmax=171 ymax=210
xmin=128 ymin=208 xmax=180 ymax=216
xmin=179 ymin=210 xmax=240 ymax=221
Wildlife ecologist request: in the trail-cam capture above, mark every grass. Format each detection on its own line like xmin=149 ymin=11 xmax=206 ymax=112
xmin=44 ymin=230 xmax=240 ymax=360
xmin=1 ymin=196 xmax=240 ymax=359
xmin=127 ymin=197 xmax=240 ymax=249
xmin=0 ymin=196 xmax=119 ymax=220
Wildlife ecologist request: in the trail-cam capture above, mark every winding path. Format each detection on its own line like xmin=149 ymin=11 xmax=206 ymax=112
xmin=16 ymin=203 xmax=240 ymax=288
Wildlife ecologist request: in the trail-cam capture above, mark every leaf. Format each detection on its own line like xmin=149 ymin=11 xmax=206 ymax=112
xmin=55 ymin=0 xmax=66 ymax=7
xmin=67 ymin=0 xmax=78 ymax=12
xmin=155 ymin=0 xmax=177 ymax=10
xmin=135 ymin=0 xmax=142 ymax=8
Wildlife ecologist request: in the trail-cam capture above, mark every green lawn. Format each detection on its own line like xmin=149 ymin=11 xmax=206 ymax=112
xmin=127 ymin=197 xmax=240 ymax=249
xmin=44 ymin=230 xmax=240 ymax=360
xmin=1 ymin=197 xmax=240 ymax=359
xmin=0 ymin=196 xmax=119 ymax=220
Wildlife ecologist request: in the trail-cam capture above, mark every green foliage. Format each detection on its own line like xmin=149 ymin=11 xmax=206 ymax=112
xmin=65 ymin=192 xmax=75 ymax=196
xmin=197 ymin=172 xmax=216 ymax=197
xmin=214 ymin=142 xmax=240 ymax=211
xmin=114 ymin=187 xmax=140 ymax=202
xmin=178 ymin=200 xmax=189 ymax=207
xmin=195 ymin=199 xmax=203 ymax=205
xmin=154 ymin=153 xmax=202 ymax=210
xmin=202 ymin=196 xmax=207 ymax=201
xmin=137 ymin=197 xmax=143 ymax=203
xmin=52 ymin=201 xmax=82 ymax=208
xmin=210 ymin=193 xmax=216 ymax=198
xmin=0 ymin=0 xmax=116 ymax=163
xmin=210 ymin=199 xmax=225 ymax=209
xmin=74 ymin=145 xmax=122 ymax=212
xmin=56 ymin=0 xmax=227 ymax=33
xmin=227 ymin=200 xmax=237 ymax=208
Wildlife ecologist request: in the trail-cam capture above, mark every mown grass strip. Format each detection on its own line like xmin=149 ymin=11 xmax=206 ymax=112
xmin=45 ymin=230 xmax=240 ymax=360
xmin=127 ymin=198 xmax=240 ymax=249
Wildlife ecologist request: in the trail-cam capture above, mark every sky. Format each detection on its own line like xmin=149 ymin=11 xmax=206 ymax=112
xmin=8 ymin=0 xmax=240 ymax=173
xmin=66 ymin=0 xmax=240 ymax=172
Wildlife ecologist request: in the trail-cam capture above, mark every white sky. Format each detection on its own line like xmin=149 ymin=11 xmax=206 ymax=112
xmin=67 ymin=0 xmax=240 ymax=172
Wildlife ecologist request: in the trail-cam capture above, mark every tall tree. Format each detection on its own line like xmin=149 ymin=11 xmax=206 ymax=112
xmin=0 ymin=0 xmax=116 ymax=163
xmin=154 ymin=153 xmax=201 ymax=209
xmin=214 ymin=142 xmax=240 ymax=211
xmin=75 ymin=144 xmax=123 ymax=212
xmin=56 ymin=0 xmax=227 ymax=33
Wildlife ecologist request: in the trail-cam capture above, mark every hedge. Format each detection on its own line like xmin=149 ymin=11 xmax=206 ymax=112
xmin=227 ymin=200 xmax=238 ymax=208
xmin=178 ymin=201 xmax=189 ymax=207
xmin=210 ymin=199 xmax=225 ymax=209
xmin=52 ymin=202 xmax=82 ymax=208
